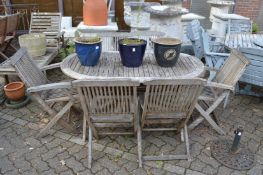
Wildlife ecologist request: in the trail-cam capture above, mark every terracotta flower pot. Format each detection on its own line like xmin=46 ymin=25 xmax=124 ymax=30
xmin=4 ymin=82 xmax=25 ymax=101
xmin=83 ymin=0 xmax=108 ymax=26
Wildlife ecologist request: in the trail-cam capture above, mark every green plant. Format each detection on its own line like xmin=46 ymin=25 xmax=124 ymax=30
xmin=252 ymin=22 xmax=260 ymax=33
xmin=75 ymin=36 xmax=101 ymax=44
xmin=58 ymin=41 xmax=75 ymax=60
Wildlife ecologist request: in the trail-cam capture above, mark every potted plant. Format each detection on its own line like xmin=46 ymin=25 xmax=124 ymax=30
xmin=74 ymin=37 xmax=102 ymax=66
xmin=119 ymin=38 xmax=147 ymax=67
xmin=151 ymin=37 xmax=182 ymax=67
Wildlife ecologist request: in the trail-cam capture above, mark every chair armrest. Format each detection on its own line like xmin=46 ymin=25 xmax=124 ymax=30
xmin=206 ymin=82 xmax=234 ymax=91
xmin=205 ymin=52 xmax=230 ymax=57
xmin=55 ymin=31 xmax=65 ymax=39
xmin=41 ymin=63 xmax=61 ymax=71
xmin=27 ymin=82 xmax=72 ymax=93
xmin=204 ymin=66 xmax=219 ymax=72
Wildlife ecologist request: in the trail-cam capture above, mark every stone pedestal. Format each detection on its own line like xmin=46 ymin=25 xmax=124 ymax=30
xmin=144 ymin=5 xmax=188 ymax=40
xmin=207 ymin=0 xmax=235 ymax=22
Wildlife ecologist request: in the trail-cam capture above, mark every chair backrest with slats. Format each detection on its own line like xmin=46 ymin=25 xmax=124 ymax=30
xmin=142 ymin=79 xmax=205 ymax=125
xmin=0 ymin=17 xmax=7 ymax=45
xmin=228 ymin=19 xmax=252 ymax=34
xmin=10 ymin=48 xmax=49 ymax=87
xmin=215 ymin=49 xmax=250 ymax=87
xmin=6 ymin=13 xmax=20 ymax=36
xmin=30 ymin=12 xmax=61 ymax=36
xmin=73 ymin=79 xmax=140 ymax=115
xmin=186 ymin=20 xmax=204 ymax=59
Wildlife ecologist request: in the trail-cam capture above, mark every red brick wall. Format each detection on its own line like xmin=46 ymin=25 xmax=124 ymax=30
xmin=182 ymin=0 xmax=191 ymax=10
xmin=233 ymin=0 xmax=261 ymax=21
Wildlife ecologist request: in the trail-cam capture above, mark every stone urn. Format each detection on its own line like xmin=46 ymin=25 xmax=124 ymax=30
xmin=83 ymin=0 xmax=108 ymax=26
xmin=19 ymin=33 xmax=46 ymax=57
xmin=144 ymin=5 xmax=188 ymax=39
xmin=125 ymin=1 xmax=160 ymax=31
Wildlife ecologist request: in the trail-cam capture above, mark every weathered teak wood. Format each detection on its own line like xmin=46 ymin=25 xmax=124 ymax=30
xmin=30 ymin=12 xmax=65 ymax=49
xmin=189 ymin=49 xmax=250 ymax=134
xmin=186 ymin=20 xmax=204 ymax=59
xmin=138 ymin=78 xmax=206 ymax=167
xmin=72 ymin=79 xmax=140 ymax=168
xmin=61 ymin=52 xmax=205 ymax=82
xmin=225 ymin=33 xmax=263 ymax=96
xmin=10 ymin=48 xmax=76 ymax=138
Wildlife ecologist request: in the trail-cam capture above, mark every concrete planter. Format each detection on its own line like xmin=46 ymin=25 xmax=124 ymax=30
xmin=19 ymin=33 xmax=46 ymax=57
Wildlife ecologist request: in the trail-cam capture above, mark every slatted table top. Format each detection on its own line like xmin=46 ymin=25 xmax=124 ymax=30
xmin=61 ymin=52 xmax=204 ymax=82
xmin=225 ymin=34 xmax=263 ymax=49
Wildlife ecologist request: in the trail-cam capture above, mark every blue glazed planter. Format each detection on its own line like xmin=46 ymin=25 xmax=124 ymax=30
xmin=119 ymin=38 xmax=147 ymax=67
xmin=74 ymin=38 xmax=102 ymax=66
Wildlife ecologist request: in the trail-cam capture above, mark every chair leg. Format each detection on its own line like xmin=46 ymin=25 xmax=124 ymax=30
xmin=83 ymin=114 xmax=87 ymax=142
xmin=37 ymin=100 xmax=74 ymax=138
xmin=223 ymin=92 xmax=230 ymax=109
xmin=184 ymin=125 xmax=191 ymax=161
xmin=181 ymin=128 xmax=185 ymax=142
xmin=195 ymin=103 xmax=225 ymax=135
xmin=88 ymin=127 xmax=92 ymax=169
xmin=0 ymin=51 xmax=9 ymax=60
xmin=137 ymin=125 xmax=143 ymax=168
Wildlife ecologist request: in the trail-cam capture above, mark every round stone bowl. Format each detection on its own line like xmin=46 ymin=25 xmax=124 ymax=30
xmin=19 ymin=33 xmax=47 ymax=57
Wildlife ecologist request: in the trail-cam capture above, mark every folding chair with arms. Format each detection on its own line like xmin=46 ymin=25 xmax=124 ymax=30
xmin=0 ymin=17 xmax=8 ymax=60
xmin=72 ymin=79 xmax=140 ymax=168
xmin=138 ymin=78 xmax=206 ymax=167
xmin=10 ymin=48 xmax=76 ymax=138
xmin=189 ymin=49 xmax=250 ymax=135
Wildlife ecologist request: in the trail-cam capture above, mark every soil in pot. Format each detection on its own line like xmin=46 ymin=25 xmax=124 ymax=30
xmin=119 ymin=38 xmax=147 ymax=67
xmin=4 ymin=82 xmax=26 ymax=101
xmin=152 ymin=37 xmax=182 ymax=67
xmin=74 ymin=37 xmax=102 ymax=66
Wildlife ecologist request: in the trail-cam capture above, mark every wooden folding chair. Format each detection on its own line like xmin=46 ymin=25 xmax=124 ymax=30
xmin=138 ymin=79 xmax=206 ymax=167
xmin=189 ymin=49 xmax=250 ymax=135
xmin=72 ymin=79 xmax=140 ymax=168
xmin=5 ymin=13 xmax=20 ymax=49
xmin=0 ymin=16 xmax=8 ymax=60
xmin=10 ymin=48 xmax=76 ymax=138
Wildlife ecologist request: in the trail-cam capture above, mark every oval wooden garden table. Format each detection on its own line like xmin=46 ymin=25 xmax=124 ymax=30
xmin=61 ymin=52 xmax=204 ymax=81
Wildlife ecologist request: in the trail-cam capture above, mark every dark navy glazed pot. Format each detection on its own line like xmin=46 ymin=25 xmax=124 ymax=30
xmin=118 ymin=38 xmax=147 ymax=67
xmin=74 ymin=39 xmax=102 ymax=66
xmin=152 ymin=38 xmax=182 ymax=67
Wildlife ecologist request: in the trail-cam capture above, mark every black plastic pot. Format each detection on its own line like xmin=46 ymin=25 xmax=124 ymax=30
xmin=119 ymin=38 xmax=147 ymax=67
xmin=152 ymin=38 xmax=182 ymax=67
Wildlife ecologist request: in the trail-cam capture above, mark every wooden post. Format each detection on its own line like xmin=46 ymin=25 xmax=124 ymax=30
xmin=58 ymin=0 xmax=64 ymax=15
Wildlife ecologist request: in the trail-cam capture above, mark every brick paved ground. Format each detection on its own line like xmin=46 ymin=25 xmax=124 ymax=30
xmin=0 ymin=68 xmax=263 ymax=175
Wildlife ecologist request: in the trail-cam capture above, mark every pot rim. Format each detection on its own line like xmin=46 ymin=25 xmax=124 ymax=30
xmin=4 ymin=82 xmax=25 ymax=92
xmin=119 ymin=38 xmax=147 ymax=46
xmin=19 ymin=33 xmax=46 ymax=39
xmin=152 ymin=37 xmax=182 ymax=46
xmin=74 ymin=37 xmax=102 ymax=45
